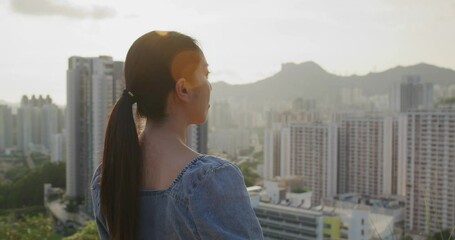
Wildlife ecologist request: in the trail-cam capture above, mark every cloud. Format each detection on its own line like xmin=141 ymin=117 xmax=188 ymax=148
xmin=10 ymin=0 xmax=116 ymax=19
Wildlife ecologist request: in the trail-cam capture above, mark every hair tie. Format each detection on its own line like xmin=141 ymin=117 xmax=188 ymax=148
xmin=122 ymin=89 xmax=137 ymax=104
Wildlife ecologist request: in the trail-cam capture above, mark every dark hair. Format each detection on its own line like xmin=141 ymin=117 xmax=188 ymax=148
xmin=100 ymin=31 xmax=202 ymax=240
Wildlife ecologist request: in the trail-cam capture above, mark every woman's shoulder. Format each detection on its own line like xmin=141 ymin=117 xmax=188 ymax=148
xmin=186 ymin=154 xmax=241 ymax=179
xmin=190 ymin=154 xmax=238 ymax=171
xmin=177 ymin=154 xmax=243 ymax=195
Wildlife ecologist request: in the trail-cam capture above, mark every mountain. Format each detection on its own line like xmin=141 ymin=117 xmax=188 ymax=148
xmin=211 ymin=62 xmax=455 ymax=104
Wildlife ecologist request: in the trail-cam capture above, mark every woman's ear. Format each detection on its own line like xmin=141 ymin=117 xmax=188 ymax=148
xmin=175 ymin=78 xmax=190 ymax=102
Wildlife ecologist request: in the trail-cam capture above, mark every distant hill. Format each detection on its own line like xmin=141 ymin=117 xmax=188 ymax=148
xmin=211 ymin=62 xmax=455 ymax=104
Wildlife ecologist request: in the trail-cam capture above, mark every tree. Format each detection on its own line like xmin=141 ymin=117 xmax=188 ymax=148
xmin=428 ymin=229 xmax=455 ymax=240
xmin=0 ymin=162 xmax=65 ymax=209
xmin=238 ymin=162 xmax=259 ymax=187
xmin=290 ymin=187 xmax=308 ymax=194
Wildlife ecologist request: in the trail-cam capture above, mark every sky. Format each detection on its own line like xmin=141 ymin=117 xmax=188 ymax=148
xmin=1 ymin=0 xmax=454 ymax=105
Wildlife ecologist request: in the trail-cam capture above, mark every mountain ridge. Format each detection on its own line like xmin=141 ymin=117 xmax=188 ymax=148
xmin=211 ymin=62 xmax=455 ymax=104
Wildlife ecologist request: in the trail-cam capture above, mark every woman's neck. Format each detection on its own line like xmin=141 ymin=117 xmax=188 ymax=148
xmin=139 ymin=117 xmax=198 ymax=158
xmin=138 ymin=117 xmax=200 ymax=190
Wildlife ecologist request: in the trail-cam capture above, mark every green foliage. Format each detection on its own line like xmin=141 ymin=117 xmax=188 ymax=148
xmin=428 ymin=229 xmax=455 ymax=240
xmin=63 ymin=221 xmax=99 ymax=240
xmin=238 ymin=161 xmax=260 ymax=187
xmin=242 ymin=158 xmax=260 ymax=169
xmin=441 ymin=97 xmax=455 ymax=104
xmin=237 ymin=156 xmax=263 ymax=187
xmin=436 ymin=97 xmax=455 ymax=107
xmin=31 ymin=152 xmax=52 ymax=167
xmin=252 ymin=151 xmax=263 ymax=163
xmin=4 ymin=164 xmax=28 ymax=182
xmin=0 ymin=212 xmax=99 ymax=240
xmin=238 ymin=147 xmax=255 ymax=156
xmin=0 ymin=214 xmax=62 ymax=240
xmin=0 ymin=161 xmax=65 ymax=209
xmin=0 ymin=206 xmax=46 ymax=216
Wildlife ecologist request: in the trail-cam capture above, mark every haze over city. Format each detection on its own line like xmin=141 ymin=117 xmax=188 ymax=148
xmin=2 ymin=1 xmax=455 ymax=239
xmin=1 ymin=0 xmax=455 ymax=104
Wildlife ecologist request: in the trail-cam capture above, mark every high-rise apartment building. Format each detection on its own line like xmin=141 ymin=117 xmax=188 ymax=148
xmin=0 ymin=104 xmax=14 ymax=151
xmin=50 ymin=133 xmax=64 ymax=162
xmin=390 ymin=75 xmax=434 ymax=112
xmin=17 ymin=97 xmax=34 ymax=152
xmin=400 ymin=108 xmax=455 ymax=234
xmin=263 ymin=126 xmax=282 ymax=180
xmin=41 ymin=102 xmax=59 ymax=151
xmin=66 ymin=56 xmax=124 ymax=214
xmin=337 ymin=115 xmax=398 ymax=196
xmin=186 ymin=122 xmax=208 ymax=154
xmin=16 ymin=95 xmax=59 ymax=153
xmin=279 ymin=122 xmax=338 ymax=206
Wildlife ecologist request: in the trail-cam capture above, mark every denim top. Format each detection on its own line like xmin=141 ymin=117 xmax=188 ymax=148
xmin=91 ymin=154 xmax=264 ymax=239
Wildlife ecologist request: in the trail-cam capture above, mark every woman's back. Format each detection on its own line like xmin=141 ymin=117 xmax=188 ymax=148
xmin=92 ymin=155 xmax=263 ymax=239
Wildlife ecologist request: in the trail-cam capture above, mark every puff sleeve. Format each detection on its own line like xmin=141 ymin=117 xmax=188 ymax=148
xmin=188 ymin=162 xmax=263 ymax=240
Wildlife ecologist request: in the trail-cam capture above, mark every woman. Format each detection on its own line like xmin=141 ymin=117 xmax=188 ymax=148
xmin=91 ymin=31 xmax=264 ymax=239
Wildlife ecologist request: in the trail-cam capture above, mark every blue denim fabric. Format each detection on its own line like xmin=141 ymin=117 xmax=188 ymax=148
xmin=91 ymin=154 xmax=264 ymax=239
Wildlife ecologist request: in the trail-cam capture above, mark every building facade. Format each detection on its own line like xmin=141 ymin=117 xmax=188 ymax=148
xmin=390 ymin=75 xmax=434 ymax=112
xmin=16 ymin=95 xmax=59 ymax=153
xmin=263 ymin=127 xmax=282 ymax=180
xmin=0 ymin=104 xmax=14 ymax=152
xmin=254 ymin=202 xmax=323 ymax=240
xmin=337 ymin=115 xmax=398 ymax=196
xmin=66 ymin=56 xmax=124 ymax=214
xmin=186 ymin=122 xmax=208 ymax=154
xmin=280 ymin=122 xmax=338 ymax=206
xmin=400 ymin=108 xmax=455 ymax=234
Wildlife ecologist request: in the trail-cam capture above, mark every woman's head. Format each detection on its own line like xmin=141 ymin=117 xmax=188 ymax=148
xmin=124 ymin=31 xmax=210 ymax=125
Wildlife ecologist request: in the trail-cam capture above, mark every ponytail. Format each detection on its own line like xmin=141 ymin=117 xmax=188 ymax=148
xmin=100 ymin=90 xmax=141 ymax=240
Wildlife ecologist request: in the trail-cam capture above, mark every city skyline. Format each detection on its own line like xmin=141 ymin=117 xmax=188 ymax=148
xmin=1 ymin=59 xmax=454 ymax=237
xmin=1 ymin=0 xmax=455 ymax=105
